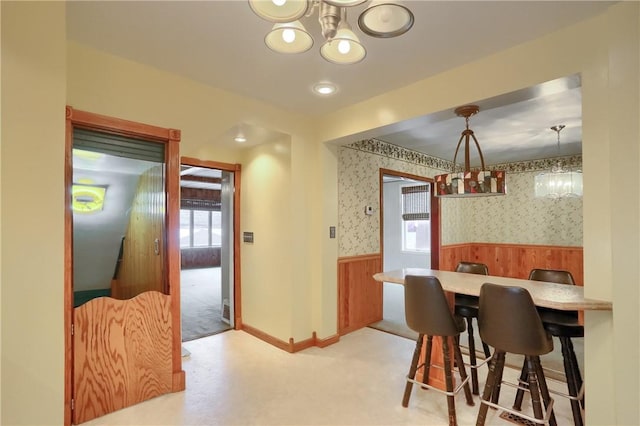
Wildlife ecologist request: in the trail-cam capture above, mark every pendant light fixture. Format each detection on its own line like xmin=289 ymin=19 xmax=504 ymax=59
xmin=435 ymin=105 xmax=507 ymax=198
xmin=534 ymin=125 xmax=583 ymax=198
xmin=248 ymin=0 xmax=414 ymax=64
xmin=320 ymin=9 xmax=366 ymax=64
xmin=265 ymin=21 xmax=314 ymax=53
xmin=358 ymin=0 xmax=414 ymax=38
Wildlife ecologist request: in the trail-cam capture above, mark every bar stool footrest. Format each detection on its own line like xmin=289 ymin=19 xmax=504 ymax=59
xmin=408 ymin=361 xmax=471 ymax=397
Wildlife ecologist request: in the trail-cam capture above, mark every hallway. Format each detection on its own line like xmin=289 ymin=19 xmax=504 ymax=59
xmin=181 ymin=267 xmax=231 ymax=341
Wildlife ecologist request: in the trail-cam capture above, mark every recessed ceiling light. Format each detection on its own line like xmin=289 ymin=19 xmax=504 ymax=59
xmin=313 ymin=83 xmax=337 ymax=96
xmin=234 ymin=135 xmax=247 ymax=143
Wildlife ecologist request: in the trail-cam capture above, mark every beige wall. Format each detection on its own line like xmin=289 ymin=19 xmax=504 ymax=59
xmin=0 ymin=2 xmax=637 ymax=425
xmin=1 ymin=2 xmax=67 ymax=424
xmin=240 ymin=139 xmax=294 ymax=337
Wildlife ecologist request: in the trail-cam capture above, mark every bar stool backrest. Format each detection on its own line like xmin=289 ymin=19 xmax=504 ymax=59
xmin=529 ymin=268 xmax=575 ymax=286
xmin=456 ymin=261 xmax=489 ymax=275
xmin=478 ymin=283 xmax=553 ymax=356
xmin=404 ymin=275 xmax=462 ymax=337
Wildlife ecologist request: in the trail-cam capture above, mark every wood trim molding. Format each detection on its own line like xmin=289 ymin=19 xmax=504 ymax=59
xmin=241 ymin=325 xmax=341 ymax=353
xmin=314 ymin=332 xmax=340 ymax=348
xmin=64 ymin=113 xmax=74 ymax=426
xmin=378 ymin=168 xmax=440 ymax=269
xmin=337 ymin=253 xmax=382 ymax=263
xmin=180 ymin=157 xmax=242 ymax=330
xmin=66 ymin=106 xmax=174 ymax=141
xmin=65 ymin=106 xmax=184 ymax=425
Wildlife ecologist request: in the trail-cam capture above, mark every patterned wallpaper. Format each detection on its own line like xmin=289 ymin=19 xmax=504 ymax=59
xmin=338 ymin=139 xmax=583 ymax=257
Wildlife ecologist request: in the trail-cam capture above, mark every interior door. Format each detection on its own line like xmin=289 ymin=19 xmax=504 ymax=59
xmin=65 ymin=107 xmax=184 ymax=425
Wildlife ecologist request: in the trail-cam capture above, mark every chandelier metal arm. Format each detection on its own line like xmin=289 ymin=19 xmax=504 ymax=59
xmin=450 ymin=130 xmax=486 ymax=173
xmin=470 ymin=132 xmax=486 ymax=171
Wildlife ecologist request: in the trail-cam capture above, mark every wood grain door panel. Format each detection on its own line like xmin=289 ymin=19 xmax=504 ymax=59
xmin=73 ymin=291 xmax=173 ymax=424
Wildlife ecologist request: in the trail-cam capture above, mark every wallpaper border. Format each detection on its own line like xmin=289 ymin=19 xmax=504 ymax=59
xmin=351 ymin=138 xmax=582 ymax=173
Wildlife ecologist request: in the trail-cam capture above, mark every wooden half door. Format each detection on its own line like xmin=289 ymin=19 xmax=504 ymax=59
xmin=73 ymin=292 xmax=173 ymax=423
xmin=65 ymin=107 xmax=184 ymax=425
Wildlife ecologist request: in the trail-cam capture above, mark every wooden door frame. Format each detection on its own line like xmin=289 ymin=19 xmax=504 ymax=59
xmin=64 ymin=106 xmax=184 ymax=425
xmin=378 ymin=168 xmax=440 ymax=269
xmin=180 ymin=157 xmax=242 ymax=329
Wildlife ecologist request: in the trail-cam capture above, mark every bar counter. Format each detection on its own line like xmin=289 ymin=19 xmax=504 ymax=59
xmin=373 ymin=268 xmax=612 ymax=311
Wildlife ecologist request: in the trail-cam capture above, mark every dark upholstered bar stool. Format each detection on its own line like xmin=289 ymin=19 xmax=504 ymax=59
xmin=476 ymin=283 xmax=556 ymax=426
xmin=454 ymin=261 xmax=491 ymax=395
xmin=402 ymin=275 xmax=474 ymax=426
xmin=513 ymin=268 xmax=584 ymax=426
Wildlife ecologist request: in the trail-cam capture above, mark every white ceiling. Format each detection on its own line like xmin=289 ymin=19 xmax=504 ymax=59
xmin=66 ymin=1 xmax=615 ymax=165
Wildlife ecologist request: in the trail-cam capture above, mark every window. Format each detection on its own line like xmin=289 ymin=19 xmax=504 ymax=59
xmin=402 ymin=220 xmax=430 ymax=252
xmin=401 ymin=184 xmax=430 ymax=252
xmin=180 ymin=209 xmax=222 ymax=248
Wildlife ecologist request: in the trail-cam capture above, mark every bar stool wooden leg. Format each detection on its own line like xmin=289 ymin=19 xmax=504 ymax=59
xmin=525 ymin=356 xmax=545 ymax=423
xmin=482 ymin=341 xmax=491 ymax=358
xmin=533 ymin=356 xmax=557 ymax=426
xmin=560 ymin=337 xmax=583 ymax=426
xmin=422 ymin=335 xmax=434 ymax=387
xmin=465 ymin=318 xmax=481 ymax=395
xmin=402 ymin=334 xmax=424 ymax=407
xmin=565 ymin=339 xmax=584 ymax=409
xmin=491 ymin=355 xmax=505 ymax=405
xmin=453 ymin=338 xmax=475 ymax=406
xmin=476 ymin=351 xmax=505 ymax=426
xmin=442 ymin=338 xmax=457 ymax=426
xmin=513 ymin=358 xmax=528 ymax=410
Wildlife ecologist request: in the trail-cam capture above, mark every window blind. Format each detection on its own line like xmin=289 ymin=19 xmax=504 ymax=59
xmin=73 ymin=128 xmax=165 ymax=163
xmin=401 ymin=184 xmax=430 ymax=221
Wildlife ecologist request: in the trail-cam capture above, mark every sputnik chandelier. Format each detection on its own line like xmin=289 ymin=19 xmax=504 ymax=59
xmin=248 ymin=0 xmax=414 ymax=64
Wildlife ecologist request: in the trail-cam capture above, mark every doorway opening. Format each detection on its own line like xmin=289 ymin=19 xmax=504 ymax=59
xmin=65 ymin=107 xmax=184 ymax=425
xmin=179 ymin=161 xmax=239 ymax=342
xmin=370 ymin=169 xmax=439 ymax=339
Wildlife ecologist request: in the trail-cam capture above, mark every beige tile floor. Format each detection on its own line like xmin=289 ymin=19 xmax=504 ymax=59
xmin=82 ymin=327 xmax=577 ymax=425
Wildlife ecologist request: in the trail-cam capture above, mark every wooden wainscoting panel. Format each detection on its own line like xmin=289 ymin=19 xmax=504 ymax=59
xmin=441 ymin=243 xmax=583 ymax=285
xmin=73 ymin=291 xmax=173 ymax=424
xmin=338 ymin=254 xmax=383 ymax=335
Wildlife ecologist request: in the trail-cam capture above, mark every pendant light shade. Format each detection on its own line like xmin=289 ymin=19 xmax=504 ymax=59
xmin=435 ymin=105 xmax=507 ymax=198
xmin=323 ymin=0 xmax=368 ymax=6
xmin=358 ymin=1 xmax=414 ymax=38
xmin=320 ymin=15 xmax=366 ymax=64
xmin=249 ymin=0 xmax=310 ymax=23
xmin=265 ymin=21 xmax=313 ymax=54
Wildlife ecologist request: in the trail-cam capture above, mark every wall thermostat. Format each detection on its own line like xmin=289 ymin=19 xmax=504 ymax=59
xmin=365 ymin=206 xmax=374 ymax=215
